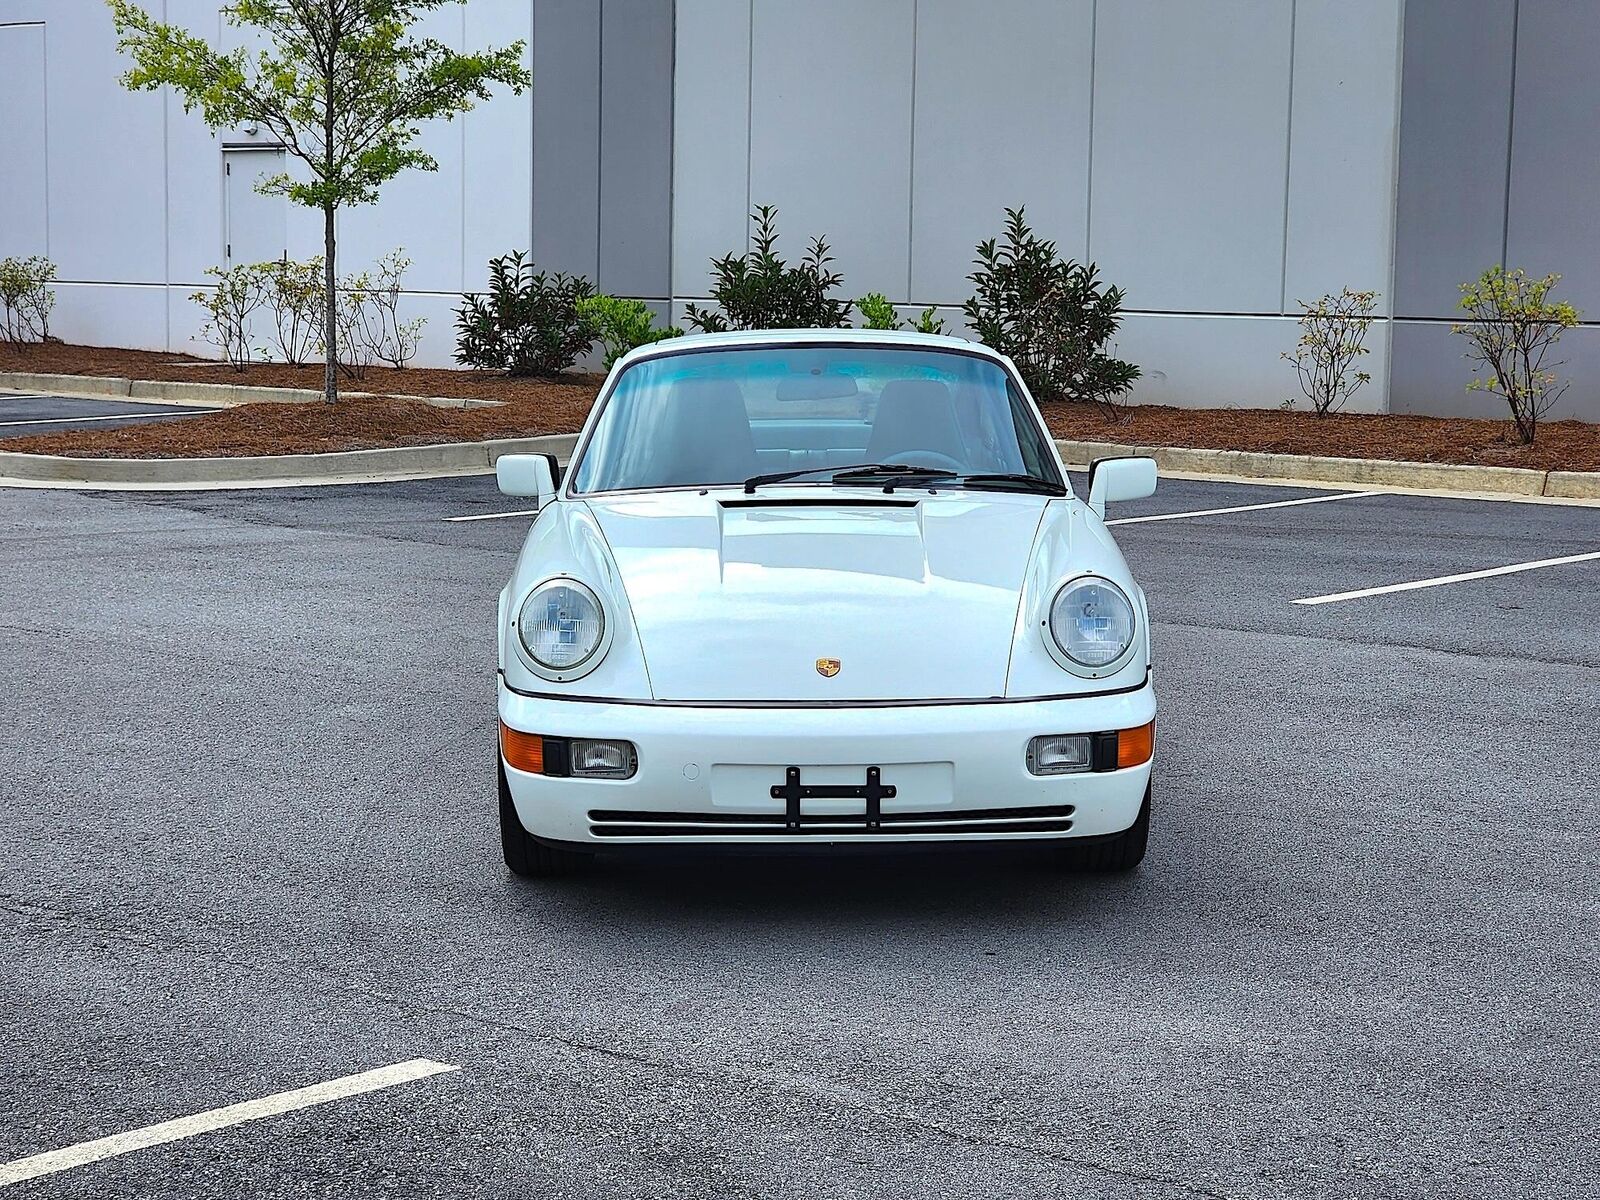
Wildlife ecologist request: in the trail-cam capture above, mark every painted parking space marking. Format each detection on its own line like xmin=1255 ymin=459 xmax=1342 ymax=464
xmin=1293 ymin=550 xmax=1600 ymax=606
xmin=0 ymin=409 xmax=221 ymax=428
xmin=1107 ymin=489 xmax=1382 ymax=526
xmin=0 ymin=1058 xmax=458 ymax=1187
xmin=443 ymin=507 xmax=543 ymax=523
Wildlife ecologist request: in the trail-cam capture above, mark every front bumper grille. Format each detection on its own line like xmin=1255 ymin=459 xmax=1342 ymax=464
xmin=586 ymin=803 xmax=1075 ymax=838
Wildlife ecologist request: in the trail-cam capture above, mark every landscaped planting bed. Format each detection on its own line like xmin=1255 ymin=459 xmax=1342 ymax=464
xmin=3 ymin=342 xmax=1597 ymax=471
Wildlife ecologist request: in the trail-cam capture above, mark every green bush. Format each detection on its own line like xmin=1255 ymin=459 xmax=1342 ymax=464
xmin=857 ymin=291 xmax=946 ymax=335
xmin=455 ymin=251 xmax=596 ymax=376
xmin=191 ymin=263 xmax=268 ymax=371
xmin=577 ymin=294 xmax=682 ymax=370
xmin=340 ymin=249 xmax=426 ymax=373
xmin=0 ymin=255 xmax=57 ymax=345
xmin=685 ymin=205 xmax=852 ymax=332
xmin=260 ymin=257 xmax=323 ymax=366
xmin=1452 ymin=266 xmax=1580 ymax=444
xmin=857 ymin=292 xmax=899 ymax=330
xmin=1282 ymin=288 xmax=1378 ymax=416
xmin=963 ymin=207 xmax=1139 ymax=413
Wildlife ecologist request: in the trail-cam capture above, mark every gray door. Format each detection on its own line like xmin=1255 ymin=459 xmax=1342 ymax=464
xmin=223 ymin=148 xmax=287 ymax=266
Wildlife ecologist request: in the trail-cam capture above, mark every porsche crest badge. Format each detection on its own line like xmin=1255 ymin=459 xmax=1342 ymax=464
xmin=815 ymin=657 xmax=841 ymax=678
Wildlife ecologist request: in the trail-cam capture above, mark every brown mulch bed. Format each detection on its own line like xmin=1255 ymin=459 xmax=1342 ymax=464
xmin=1043 ymin=405 xmax=1600 ymax=474
xmin=2 ymin=342 xmax=1596 ymax=471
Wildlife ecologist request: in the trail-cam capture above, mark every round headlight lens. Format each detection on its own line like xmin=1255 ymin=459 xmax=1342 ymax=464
xmin=1049 ymin=577 xmax=1136 ymax=668
xmin=517 ymin=580 xmax=605 ymax=672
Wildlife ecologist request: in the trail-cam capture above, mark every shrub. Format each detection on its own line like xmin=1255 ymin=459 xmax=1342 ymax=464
xmin=857 ymin=292 xmax=899 ymax=331
xmin=1282 ymin=288 xmax=1378 ymax=416
xmin=331 ymin=273 xmax=376 ymax=380
xmin=857 ymin=292 xmax=947 ymax=335
xmin=455 ymin=251 xmax=596 ymax=376
xmin=0 ymin=255 xmax=57 ymax=345
xmin=685 ymin=205 xmax=852 ymax=332
xmin=1452 ymin=266 xmax=1580 ymax=445
xmin=342 ymin=249 xmax=425 ymax=370
xmin=192 ymin=263 xmax=267 ymax=370
xmin=260 ymin=257 xmax=324 ymax=366
xmin=576 ymin=294 xmax=681 ymax=370
xmin=964 ymin=207 xmax=1139 ymax=415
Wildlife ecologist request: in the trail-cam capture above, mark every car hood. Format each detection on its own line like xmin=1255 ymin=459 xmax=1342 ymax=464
xmin=584 ymin=490 xmax=1052 ymax=702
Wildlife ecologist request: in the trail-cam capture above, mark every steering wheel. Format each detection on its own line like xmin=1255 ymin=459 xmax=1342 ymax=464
xmin=879 ymin=450 xmax=965 ymax=473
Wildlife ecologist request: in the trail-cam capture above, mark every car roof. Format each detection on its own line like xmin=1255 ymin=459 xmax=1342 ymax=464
xmin=615 ymin=326 xmax=1003 ymax=368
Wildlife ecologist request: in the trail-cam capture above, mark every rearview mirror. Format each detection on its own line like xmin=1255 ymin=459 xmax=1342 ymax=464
xmin=1086 ymin=455 xmax=1157 ymax=518
xmin=495 ymin=453 xmax=559 ymax=504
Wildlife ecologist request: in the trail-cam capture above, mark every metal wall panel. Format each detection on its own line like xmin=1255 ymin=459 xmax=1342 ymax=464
xmin=1117 ymin=313 xmax=1389 ymax=414
xmin=339 ymin=6 xmax=465 ymax=292
xmin=909 ymin=0 xmax=1093 ymax=304
xmin=1391 ymin=0 xmax=1516 ymax=319
xmin=669 ymin=0 xmax=750 ymax=298
xmin=1391 ymin=320 xmax=1600 ymax=421
xmin=0 ymin=22 xmax=47 ymax=259
xmin=1283 ymin=0 xmax=1402 ymax=314
xmin=747 ymin=0 xmax=915 ymax=298
xmin=41 ymin=5 xmax=168 ymax=283
xmin=464 ymin=0 xmax=535 ymax=283
xmin=1505 ymin=0 xmax=1600 ymax=315
xmin=599 ymin=0 xmax=674 ymax=299
xmin=1089 ymin=0 xmax=1293 ymax=314
xmin=532 ymin=0 xmax=601 ymax=280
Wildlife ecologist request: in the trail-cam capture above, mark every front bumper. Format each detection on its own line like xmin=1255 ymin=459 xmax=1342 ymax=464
xmin=497 ymin=678 xmax=1155 ymax=847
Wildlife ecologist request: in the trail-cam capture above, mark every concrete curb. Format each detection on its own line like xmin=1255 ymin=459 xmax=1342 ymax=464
xmin=0 ymin=371 xmax=502 ymax=410
xmin=1055 ymin=439 xmax=1600 ymax=500
xmin=0 ymin=372 xmax=137 ymax=401
xmin=0 ymin=434 xmax=577 ymax=491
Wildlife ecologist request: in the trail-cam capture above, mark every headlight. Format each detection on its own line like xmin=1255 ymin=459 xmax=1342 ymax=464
xmin=1049 ymin=577 xmax=1136 ymax=669
xmin=517 ymin=579 xmax=605 ymax=673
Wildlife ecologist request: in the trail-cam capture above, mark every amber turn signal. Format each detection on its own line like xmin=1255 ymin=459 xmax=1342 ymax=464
xmin=1116 ymin=720 xmax=1155 ymax=769
xmin=499 ymin=722 xmax=545 ymax=774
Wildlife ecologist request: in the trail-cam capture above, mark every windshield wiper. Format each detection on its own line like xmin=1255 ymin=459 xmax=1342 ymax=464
xmin=929 ymin=473 xmax=1068 ymax=496
xmin=742 ymin=462 xmax=954 ymax=494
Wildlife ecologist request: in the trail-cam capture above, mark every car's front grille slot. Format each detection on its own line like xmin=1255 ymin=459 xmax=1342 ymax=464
xmin=587 ymin=804 xmax=1074 ymax=838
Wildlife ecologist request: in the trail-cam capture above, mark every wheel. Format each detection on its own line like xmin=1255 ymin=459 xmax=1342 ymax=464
xmin=1061 ymin=785 xmax=1150 ymax=871
xmin=498 ymin=757 xmax=591 ymax=877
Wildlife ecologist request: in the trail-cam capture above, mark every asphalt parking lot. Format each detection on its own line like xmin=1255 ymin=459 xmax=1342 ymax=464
xmin=1 ymin=472 xmax=1596 ymax=1198
xmin=0 ymin=393 xmax=218 ymax=439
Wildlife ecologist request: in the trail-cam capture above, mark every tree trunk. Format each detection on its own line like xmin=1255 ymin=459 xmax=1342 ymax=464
xmin=323 ymin=204 xmax=337 ymax=405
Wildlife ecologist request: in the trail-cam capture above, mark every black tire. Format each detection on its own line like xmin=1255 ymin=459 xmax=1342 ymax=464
xmin=1061 ymin=785 xmax=1150 ymax=872
xmin=498 ymin=758 xmax=591 ymax=878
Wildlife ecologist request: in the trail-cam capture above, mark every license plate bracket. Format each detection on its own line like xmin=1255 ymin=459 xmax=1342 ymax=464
xmin=770 ymin=765 xmax=897 ymax=830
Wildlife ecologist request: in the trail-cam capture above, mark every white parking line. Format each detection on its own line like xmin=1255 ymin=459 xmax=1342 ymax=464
xmin=443 ymin=507 xmax=542 ymax=523
xmin=0 ymin=1058 xmax=458 ymax=1186
xmin=1106 ymin=490 xmax=1381 ymax=526
xmin=0 ymin=409 xmax=220 ymax=428
xmin=1293 ymin=550 xmax=1600 ymax=606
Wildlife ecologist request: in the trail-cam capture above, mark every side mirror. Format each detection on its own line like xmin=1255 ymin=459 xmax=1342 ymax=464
xmin=495 ymin=453 xmax=559 ymax=504
xmin=1086 ymin=455 xmax=1157 ymax=518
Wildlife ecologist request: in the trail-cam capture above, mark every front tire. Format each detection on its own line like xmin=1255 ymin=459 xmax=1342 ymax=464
xmin=498 ymin=758 xmax=591 ymax=877
xmin=1062 ymin=784 xmax=1150 ymax=871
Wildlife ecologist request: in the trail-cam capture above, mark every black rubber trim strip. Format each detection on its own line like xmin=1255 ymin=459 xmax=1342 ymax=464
xmin=589 ymin=803 xmax=1076 ymax=825
xmin=499 ymin=669 xmax=1152 ymax=709
xmin=589 ymin=819 xmax=1075 ymax=838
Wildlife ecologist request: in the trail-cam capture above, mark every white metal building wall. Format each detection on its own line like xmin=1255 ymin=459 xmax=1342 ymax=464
xmin=670 ymin=0 xmax=1406 ymax=413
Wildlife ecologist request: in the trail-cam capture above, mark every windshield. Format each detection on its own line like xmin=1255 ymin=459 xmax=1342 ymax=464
xmin=569 ymin=345 xmax=1061 ymax=494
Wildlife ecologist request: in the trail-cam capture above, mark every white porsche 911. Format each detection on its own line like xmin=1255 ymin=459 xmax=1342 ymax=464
xmin=494 ymin=329 xmax=1158 ymax=876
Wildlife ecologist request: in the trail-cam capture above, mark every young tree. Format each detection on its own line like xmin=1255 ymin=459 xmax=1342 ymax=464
xmin=107 ymin=0 xmax=529 ymax=403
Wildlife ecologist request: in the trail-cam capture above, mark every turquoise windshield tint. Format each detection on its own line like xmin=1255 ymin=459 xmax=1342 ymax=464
xmin=570 ymin=345 xmax=1058 ymax=493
